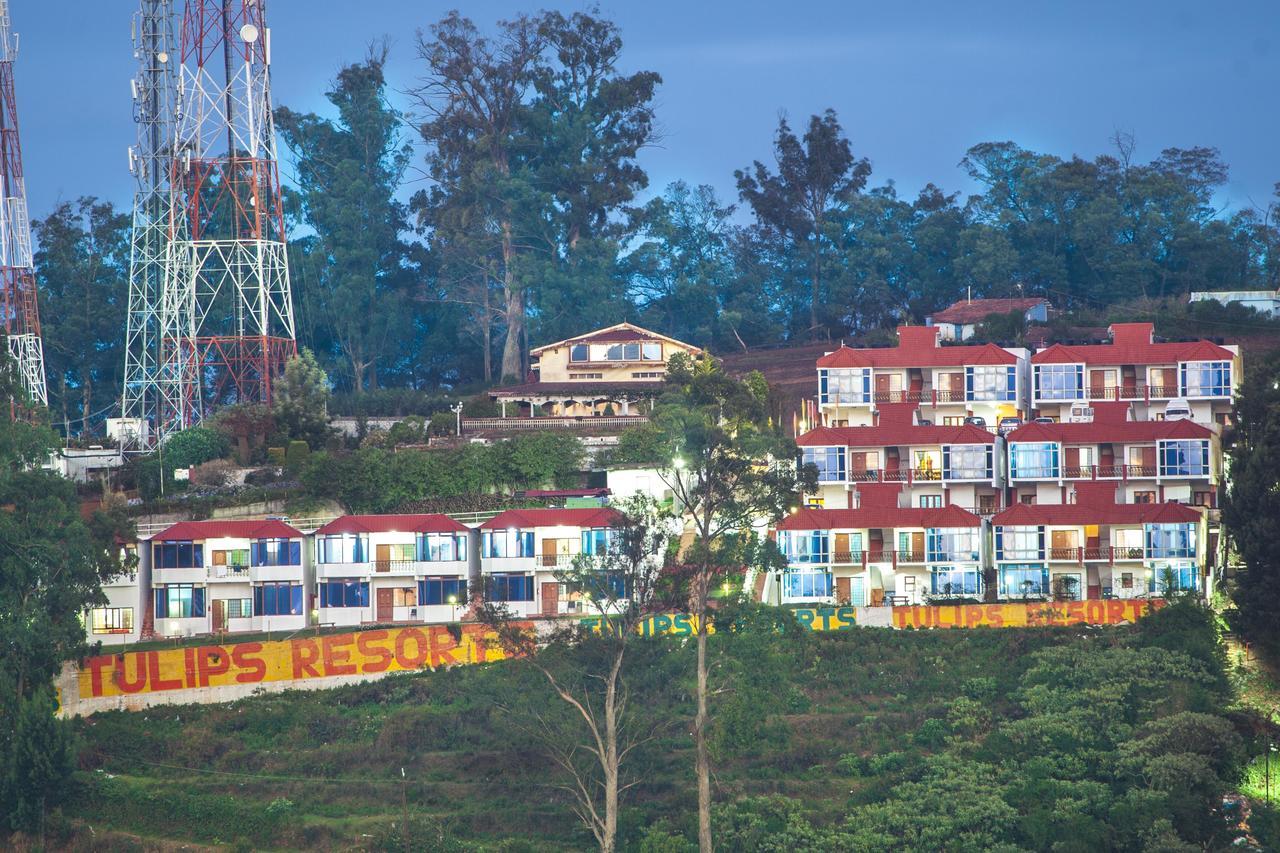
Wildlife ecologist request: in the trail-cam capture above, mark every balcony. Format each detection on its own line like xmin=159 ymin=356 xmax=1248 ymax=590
xmin=896 ymin=550 xmax=926 ymax=564
xmin=1042 ymin=545 xmax=1148 ymax=564
xmin=317 ymin=560 xmax=373 ymax=579
xmin=252 ymin=563 xmax=304 ymax=583
xmin=208 ymin=563 xmax=252 ymax=581
xmin=373 ymin=559 xmax=422 ymax=575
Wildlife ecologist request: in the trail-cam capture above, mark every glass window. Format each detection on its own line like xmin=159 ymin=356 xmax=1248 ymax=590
xmin=254 ymin=583 xmax=303 ymax=616
xmin=487 ymin=573 xmax=534 ymax=602
xmin=818 ymin=368 xmax=870 ymax=405
xmin=999 ymin=564 xmax=1050 ymax=598
xmin=927 ymin=528 xmax=979 ymax=562
xmin=784 ymin=569 xmax=832 ymax=599
xmin=966 ymin=365 xmax=1016 ymax=401
xmin=419 ymin=577 xmax=468 ymax=605
xmin=1010 ymin=442 xmax=1060 ymax=479
xmin=1158 ymin=440 xmax=1210 ymax=477
xmin=154 ymin=541 xmax=203 ymax=569
xmin=319 ymin=579 xmax=369 ymax=608
xmin=580 ymin=528 xmax=615 ymax=556
xmin=803 ymin=446 xmax=847 ymax=482
xmin=931 ymin=567 xmax=980 ymax=596
xmin=316 ymin=535 xmax=367 ymax=564
xmin=642 ymin=342 xmax=662 ymax=361
xmin=1035 ymin=364 xmax=1084 ymax=400
xmin=919 ymin=495 xmax=942 ymax=508
xmin=943 ymin=444 xmax=992 ymax=480
xmin=90 ymin=607 xmax=134 ymax=635
xmin=1180 ymin=361 xmax=1231 ymax=397
xmin=996 ymin=526 xmax=1045 ymax=561
xmin=482 ymin=529 xmax=536 ymax=558
xmin=776 ymin=530 xmax=830 ymax=564
xmin=418 ymin=532 xmax=468 ymax=562
xmin=252 ymin=539 xmax=301 ymax=567
xmin=1151 ymin=563 xmax=1198 ymax=592
xmin=1145 ymin=523 xmax=1196 ymax=559
xmin=155 ymin=584 xmax=204 ymax=618
xmin=570 ymin=343 xmax=589 ymax=362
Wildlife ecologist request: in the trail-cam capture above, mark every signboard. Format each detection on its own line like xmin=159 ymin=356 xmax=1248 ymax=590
xmin=891 ymin=598 xmax=1164 ymax=630
xmin=581 ymin=606 xmax=858 ymax=637
xmin=77 ymin=623 xmax=516 ymax=700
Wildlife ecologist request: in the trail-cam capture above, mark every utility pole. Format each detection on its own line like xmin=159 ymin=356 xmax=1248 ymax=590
xmin=0 ymin=0 xmax=47 ymax=416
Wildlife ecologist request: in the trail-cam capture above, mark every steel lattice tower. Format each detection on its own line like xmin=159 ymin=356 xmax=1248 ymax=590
xmin=121 ymin=0 xmax=180 ymax=447
xmin=157 ymin=0 xmax=295 ymax=436
xmin=0 ymin=0 xmax=46 ymax=412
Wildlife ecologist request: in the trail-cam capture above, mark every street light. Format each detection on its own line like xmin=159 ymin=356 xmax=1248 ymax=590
xmin=451 ymin=402 xmax=464 ymax=437
xmin=447 ymin=593 xmax=458 ymax=622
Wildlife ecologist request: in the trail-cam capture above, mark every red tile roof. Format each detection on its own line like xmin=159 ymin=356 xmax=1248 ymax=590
xmin=992 ymin=501 xmax=1201 ymax=526
xmin=315 ymin=514 xmax=469 ymax=535
xmin=929 ymin=298 xmax=1049 ymax=325
xmin=776 ymin=504 xmax=981 ymax=531
xmin=1007 ymin=418 xmax=1212 ymax=444
xmin=1032 ymin=322 xmax=1234 ymax=365
xmin=480 ymin=507 xmax=624 ymax=530
xmin=152 ymin=519 xmax=303 ymax=541
xmin=797 ymin=423 xmax=995 ymax=447
xmin=818 ymin=325 xmax=1020 ymax=368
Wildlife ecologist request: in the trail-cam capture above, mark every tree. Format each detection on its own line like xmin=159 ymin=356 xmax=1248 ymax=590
xmin=32 ymin=197 xmax=131 ymax=435
xmin=649 ymin=354 xmax=810 ymax=851
xmin=276 ymin=53 xmax=418 ymax=392
xmin=480 ymin=496 xmax=672 ymax=852
xmin=735 ymin=110 xmax=870 ymax=339
xmin=273 ymin=349 xmax=332 ymax=449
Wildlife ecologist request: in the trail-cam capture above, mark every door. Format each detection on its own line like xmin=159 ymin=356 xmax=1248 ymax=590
xmin=1064 ymin=446 xmax=1080 ymax=476
xmin=978 ymin=493 xmax=997 ymax=514
xmin=212 ymin=599 xmax=227 ymax=633
xmin=1100 ymin=445 xmax=1115 ymax=475
xmin=885 ymin=448 xmax=900 ymax=473
xmin=909 ymin=531 xmax=925 ymax=561
xmin=541 ymin=582 xmax=559 ymax=617
xmin=834 ymin=533 xmax=851 ymax=562
xmin=376 ymin=588 xmax=394 ymax=622
xmin=947 ymin=372 xmax=964 ymax=400
xmin=1089 ymin=369 xmax=1114 ymax=399
xmin=851 ymin=452 xmax=868 ymax=478
xmin=1121 ymin=368 xmax=1137 ymax=399
xmin=850 ymin=576 xmax=866 ymax=607
xmin=1151 ymin=368 xmax=1176 ymax=397
xmin=1050 ymin=529 xmax=1078 ymax=560
xmin=835 ymin=576 xmax=851 ymax=605
xmin=875 ymin=373 xmax=892 ymax=401
xmin=375 ymin=544 xmax=392 ymax=573
xmin=1138 ymin=446 xmax=1157 ymax=475
xmin=542 ymin=538 xmax=559 ymax=569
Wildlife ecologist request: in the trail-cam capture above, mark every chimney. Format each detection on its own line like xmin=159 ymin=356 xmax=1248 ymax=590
xmin=896 ymin=326 xmax=940 ymax=351
xmin=1107 ymin=323 xmax=1154 ymax=346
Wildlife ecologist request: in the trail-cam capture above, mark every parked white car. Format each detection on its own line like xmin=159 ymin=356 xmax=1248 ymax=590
xmin=1164 ymin=399 xmax=1192 ymax=421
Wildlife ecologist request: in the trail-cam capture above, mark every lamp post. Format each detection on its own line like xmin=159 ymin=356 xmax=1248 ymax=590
xmin=451 ymin=402 xmax=464 ymax=437
xmin=447 ymin=594 xmax=458 ymax=622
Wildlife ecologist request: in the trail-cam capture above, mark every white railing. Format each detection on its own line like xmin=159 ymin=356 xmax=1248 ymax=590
xmin=462 ymin=416 xmax=648 ymax=432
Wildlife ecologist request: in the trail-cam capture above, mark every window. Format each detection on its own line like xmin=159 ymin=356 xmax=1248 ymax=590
xmin=1158 ymin=440 xmax=1210 ymax=477
xmin=319 ymin=579 xmax=369 ymax=608
xmin=393 ymin=588 xmax=416 ymax=607
xmin=919 ymin=495 xmax=942 ymax=508
xmin=966 ymin=365 xmax=1016 ymax=401
xmin=487 ymin=573 xmax=534 ymax=602
xmin=943 ymin=444 xmax=992 ymax=480
xmin=803 ymin=446 xmax=847 ymax=482
xmin=154 ymin=541 xmax=202 ymax=569
xmin=570 ymin=372 xmax=603 ymax=379
xmin=419 ymin=577 xmax=467 ymax=605
xmin=1010 ymin=442 xmax=1060 ymax=479
xmin=154 ymin=585 xmax=204 ymax=619
xmin=942 ymin=416 xmax=967 ymax=426
xmin=1192 ymin=491 xmax=1215 ymax=508
xmin=776 ymin=530 xmax=830 ymax=564
xmin=581 ymin=527 xmax=616 ymax=556
xmin=784 ymin=569 xmax=832 ymax=599
xmin=927 ymin=529 xmax=979 ymax=562
xmin=999 ymin=565 xmax=1050 ymax=598
xmin=1180 ymin=361 xmax=1231 ymax=397
xmin=418 ymin=532 xmax=468 ymax=562
xmin=931 ymin=567 xmax=979 ymax=596
xmin=225 ymin=598 xmax=252 ymax=619
xmin=913 ymin=450 xmax=941 ymax=480
xmin=90 ymin=607 xmax=134 ymax=635
xmin=211 ymin=548 xmax=250 ymax=567
xmin=996 ymin=526 xmax=1044 ymax=561
xmin=591 ymin=341 xmax=662 ymax=362
xmin=632 ymin=371 xmax=664 ymax=379
xmin=570 ymin=343 xmax=589 ymax=362
xmin=254 ymin=583 xmax=303 ymax=616
xmin=252 ymin=539 xmax=301 ymax=567
xmin=1035 ymin=364 xmax=1084 ymax=400
xmin=818 ymin=368 xmax=870 ymax=405
xmin=642 ymin=342 xmax=662 ymax=360
xmin=1133 ymin=491 xmax=1155 ymax=504
xmin=1145 ymin=523 xmax=1196 ymax=559
xmin=1152 ymin=563 xmax=1199 ymax=593
xmin=1020 ymin=494 xmax=1036 ymax=505
xmin=482 ymin=529 xmax=536 ymax=558
xmin=316 ymin=535 xmax=367 ymax=564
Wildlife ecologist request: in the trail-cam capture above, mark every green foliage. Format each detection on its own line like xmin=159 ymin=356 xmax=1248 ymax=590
xmin=284 ymin=440 xmax=311 ymax=474
xmin=273 ymin=348 xmax=332 ymax=449
xmin=267 ymin=446 xmax=286 ymax=466
xmin=607 ymin=422 xmax=671 ymax=466
xmin=0 ymin=685 xmax=75 ymax=832
xmin=136 ymin=426 xmax=231 ymax=499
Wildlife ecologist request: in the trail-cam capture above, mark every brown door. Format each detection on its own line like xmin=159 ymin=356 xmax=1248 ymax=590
xmin=1152 ymin=368 xmax=1176 ymax=397
xmin=1051 ymin=529 xmax=1077 ymax=559
xmin=1139 ymin=446 xmax=1157 ymax=474
xmin=376 ymin=588 xmax=394 ymax=622
xmin=1064 ymin=446 xmax=1080 ymax=474
xmin=541 ymin=582 xmax=559 ymax=617
xmin=979 ymin=493 xmax=997 ymax=514
xmin=542 ymin=538 xmax=559 ymax=568
xmin=947 ymin=372 xmax=964 ymax=399
xmin=1089 ymin=369 xmax=1109 ymax=398
xmin=851 ymin=452 xmax=868 ymax=475
xmin=211 ymin=599 xmax=226 ymax=633
xmin=910 ymin=531 xmax=924 ymax=559
xmin=375 ymin=544 xmax=392 ymax=573
xmin=835 ymin=576 xmax=852 ymax=605
xmin=834 ymin=533 xmax=851 ymax=561
xmin=875 ymin=373 xmax=892 ymax=400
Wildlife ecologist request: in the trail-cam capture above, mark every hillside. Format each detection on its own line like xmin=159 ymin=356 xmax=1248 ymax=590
xmin=38 ymin=601 xmax=1275 ymax=852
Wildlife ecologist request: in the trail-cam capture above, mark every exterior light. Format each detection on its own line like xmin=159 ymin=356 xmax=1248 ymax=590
xmin=168 ymin=620 xmax=179 ymax=637
xmin=447 ymin=595 xmax=457 ymax=606
xmin=672 ymin=457 xmax=686 ymax=470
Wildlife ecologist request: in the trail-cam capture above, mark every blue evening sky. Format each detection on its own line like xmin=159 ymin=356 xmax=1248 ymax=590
xmin=12 ymin=0 xmax=1280 ymax=223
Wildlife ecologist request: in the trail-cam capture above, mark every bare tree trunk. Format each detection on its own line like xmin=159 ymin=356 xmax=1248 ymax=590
xmin=481 ymin=277 xmax=493 ymax=383
xmin=694 ymin=570 xmax=713 ymax=853
xmin=603 ymin=656 xmax=620 ymax=853
xmin=500 ymin=219 xmax=525 ymax=381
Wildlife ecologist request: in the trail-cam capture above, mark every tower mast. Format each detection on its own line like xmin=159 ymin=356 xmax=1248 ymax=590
xmin=158 ymin=0 xmax=295 ymax=437
xmin=0 ymin=0 xmax=46 ymax=413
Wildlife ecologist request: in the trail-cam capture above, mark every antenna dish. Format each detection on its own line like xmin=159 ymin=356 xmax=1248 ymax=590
xmin=240 ymin=24 xmax=259 ymax=43
xmin=157 ymin=51 xmax=169 ymax=64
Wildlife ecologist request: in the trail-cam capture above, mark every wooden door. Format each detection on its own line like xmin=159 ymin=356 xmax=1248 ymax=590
xmin=1152 ymin=368 xmax=1176 ymax=397
xmin=375 ymin=543 xmax=392 ymax=573
xmin=1089 ymin=369 xmax=1111 ymax=398
xmin=850 ymin=452 xmax=868 ymax=475
xmin=874 ymin=373 xmax=892 ymax=400
xmin=542 ymin=538 xmax=559 ymax=568
xmin=1064 ymin=446 xmax=1080 ymax=474
xmin=1139 ymin=446 xmax=1157 ymax=474
xmin=212 ymin=599 xmax=226 ymax=633
xmin=1051 ymin=529 xmax=1077 ymax=559
xmin=834 ymin=533 xmax=851 ymax=561
xmin=541 ymin=582 xmax=559 ymax=617
xmin=978 ymin=493 xmax=997 ymax=514
xmin=947 ymin=372 xmax=964 ymax=397
xmin=835 ymin=576 xmax=851 ymax=605
xmin=909 ymin=531 xmax=924 ymax=559
xmin=376 ymin=588 xmax=394 ymax=622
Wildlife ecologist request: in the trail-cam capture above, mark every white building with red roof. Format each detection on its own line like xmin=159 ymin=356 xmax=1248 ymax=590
xmin=927 ymin=297 xmax=1051 ymax=341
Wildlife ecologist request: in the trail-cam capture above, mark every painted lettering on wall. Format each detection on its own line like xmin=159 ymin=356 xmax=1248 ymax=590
xmin=581 ymin=606 xmax=857 ymax=637
xmin=891 ymin=599 xmax=1165 ymax=630
xmin=78 ymin=623 xmax=518 ymax=700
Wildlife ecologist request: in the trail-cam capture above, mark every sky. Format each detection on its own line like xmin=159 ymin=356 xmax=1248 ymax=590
xmin=12 ymin=0 xmax=1280 ymax=224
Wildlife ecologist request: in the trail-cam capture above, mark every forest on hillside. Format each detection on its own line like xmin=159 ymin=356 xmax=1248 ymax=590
xmin=31 ymin=9 xmax=1280 ymax=432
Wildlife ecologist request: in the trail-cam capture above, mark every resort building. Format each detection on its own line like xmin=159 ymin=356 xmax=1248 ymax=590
xmin=87 ymin=541 xmax=143 ymax=647
xmin=927 ymin=297 xmax=1051 ymax=342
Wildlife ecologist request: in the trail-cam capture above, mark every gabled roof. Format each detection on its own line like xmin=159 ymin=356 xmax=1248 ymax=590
xmin=797 ymin=423 xmax=995 ymax=447
xmin=817 ymin=326 xmax=1020 ymax=369
xmin=314 ymin=514 xmax=469 ymax=536
xmin=992 ymin=501 xmax=1201 ymax=527
xmin=480 ymin=506 xmax=624 ymax=530
xmin=1006 ymin=418 xmax=1213 ymax=444
xmin=776 ymin=504 xmax=981 ymax=531
xmin=152 ymin=519 xmax=303 ymax=541
xmin=928 ymin=297 xmax=1049 ymax=325
xmin=1032 ymin=322 xmax=1234 ymax=366
xmin=530 ymin=322 xmax=703 ymax=356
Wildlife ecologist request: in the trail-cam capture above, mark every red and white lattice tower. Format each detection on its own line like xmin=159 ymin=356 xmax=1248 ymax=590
xmin=157 ymin=0 xmax=295 ymax=435
xmin=0 ymin=0 xmax=46 ymax=412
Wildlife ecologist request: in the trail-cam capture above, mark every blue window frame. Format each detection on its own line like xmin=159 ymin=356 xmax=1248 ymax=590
xmin=965 ymin=365 xmax=1016 ymax=402
xmin=154 ymin=584 xmax=204 ymax=618
xmin=818 ymin=368 xmax=870 ymax=405
xmin=419 ymin=577 xmax=468 ymax=605
xmin=316 ymin=535 xmax=367 ymax=564
xmin=1158 ymin=440 xmax=1210 ymax=477
xmin=926 ymin=528 xmax=979 ymax=562
xmin=995 ymin=526 xmax=1045 ymax=561
xmin=1145 ymin=523 xmax=1196 ymax=559
xmin=254 ymin=583 xmax=303 ymax=616
xmin=931 ymin=566 xmax=980 ymax=596
xmin=580 ymin=528 xmax=616 ymax=556
xmin=999 ymin=565 xmax=1049 ymax=598
xmin=776 ymin=530 xmax=830 ymax=564
xmin=1035 ymin=364 xmax=1084 ymax=400
xmin=1010 ymin=442 xmax=1060 ymax=479
xmin=319 ymin=579 xmax=369 ymax=608
xmin=1179 ymin=361 xmax=1231 ymax=397
xmin=784 ymin=569 xmax=832 ymax=598
xmin=942 ymin=444 xmax=992 ymax=480
xmin=417 ymin=532 xmax=468 ymax=562
xmin=252 ymin=539 xmax=301 ymax=567
xmin=803 ymin=446 xmax=847 ymax=482
xmin=482 ymin=530 xmax=536 ymax=558
xmin=154 ymin=541 xmax=203 ymax=569
xmin=487 ymin=573 xmax=534 ymax=602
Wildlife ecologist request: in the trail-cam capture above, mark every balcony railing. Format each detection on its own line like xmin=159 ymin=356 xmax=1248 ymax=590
xmin=812 ymin=549 xmax=981 ymax=568
xmin=896 ymin=550 xmax=926 ymax=564
xmin=1011 ymin=463 xmax=1184 ymax=481
xmin=1035 ymin=383 xmax=1189 ymax=404
xmin=1037 ymin=546 xmax=1156 ymax=564
xmin=374 ymin=559 xmax=420 ymax=575
xmin=209 ymin=563 xmax=250 ymax=579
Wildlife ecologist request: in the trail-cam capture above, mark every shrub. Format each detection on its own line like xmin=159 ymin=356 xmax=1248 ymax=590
xmin=285 ymin=440 xmax=311 ymax=473
xmin=190 ymin=459 xmax=237 ymax=487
